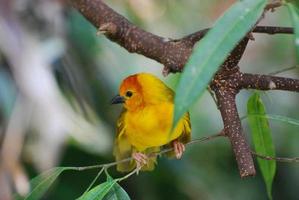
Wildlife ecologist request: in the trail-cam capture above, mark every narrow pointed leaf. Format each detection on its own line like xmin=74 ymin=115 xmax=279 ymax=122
xmin=78 ymin=172 xmax=118 ymax=200
xmin=247 ymin=93 xmax=276 ymax=200
xmin=173 ymin=0 xmax=267 ymax=126
xmin=103 ymin=182 xmax=131 ymax=200
xmin=287 ymin=2 xmax=299 ymax=62
xmin=103 ymin=170 xmax=130 ymax=200
xmin=78 ymin=181 xmax=116 ymax=200
xmin=25 ymin=167 xmax=75 ymax=200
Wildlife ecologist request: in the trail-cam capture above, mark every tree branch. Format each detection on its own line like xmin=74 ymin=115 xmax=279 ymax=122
xmin=253 ymin=26 xmax=293 ymax=34
xmin=213 ymin=87 xmax=256 ymax=177
xmin=70 ymin=0 xmax=194 ymax=72
xmin=240 ymin=73 xmax=299 ymax=92
xmin=69 ymin=0 xmax=293 ymax=73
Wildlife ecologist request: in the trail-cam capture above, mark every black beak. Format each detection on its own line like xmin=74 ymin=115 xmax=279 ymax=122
xmin=111 ymin=94 xmax=125 ymax=104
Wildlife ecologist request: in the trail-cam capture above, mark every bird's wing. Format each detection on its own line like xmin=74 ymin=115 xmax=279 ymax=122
xmin=113 ymin=110 xmax=135 ymax=172
xmin=180 ymin=112 xmax=191 ymax=143
xmin=164 ymin=112 xmax=191 ymax=158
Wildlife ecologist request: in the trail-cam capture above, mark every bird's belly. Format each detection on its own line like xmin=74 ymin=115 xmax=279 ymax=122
xmin=128 ymin=129 xmax=171 ymax=151
xmin=125 ymin=107 xmax=183 ymax=151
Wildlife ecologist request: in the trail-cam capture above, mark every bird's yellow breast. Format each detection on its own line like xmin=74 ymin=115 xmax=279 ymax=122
xmin=123 ymin=102 xmax=185 ymax=151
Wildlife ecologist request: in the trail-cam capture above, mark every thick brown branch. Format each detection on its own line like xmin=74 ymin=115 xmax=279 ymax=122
xmin=69 ymin=0 xmax=293 ymax=73
xmin=214 ymin=88 xmax=256 ymax=177
xmin=70 ymin=0 xmax=195 ymax=72
xmin=240 ymin=73 xmax=299 ymax=92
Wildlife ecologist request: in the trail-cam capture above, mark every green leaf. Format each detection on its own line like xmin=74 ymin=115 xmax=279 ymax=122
xmin=104 ymin=173 xmax=131 ymax=200
xmin=78 ymin=171 xmax=117 ymax=200
xmin=287 ymin=2 xmax=299 ymax=63
xmin=103 ymin=183 xmax=131 ymax=200
xmin=78 ymin=181 xmax=116 ymax=200
xmin=247 ymin=93 xmax=276 ymax=200
xmin=173 ymin=0 xmax=267 ymax=126
xmin=78 ymin=169 xmax=131 ymax=200
xmin=25 ymin=167 xmax=75 ymax=200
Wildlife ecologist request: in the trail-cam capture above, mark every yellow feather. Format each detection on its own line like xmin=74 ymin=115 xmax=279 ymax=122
xmin=113 ymin=73 xmax=191 ymax=172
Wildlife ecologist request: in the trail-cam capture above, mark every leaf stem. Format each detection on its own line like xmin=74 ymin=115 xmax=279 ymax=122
xmin=116 ymin=168 xmax=139 ymax=182
xmin=82 ymin=167 xmax=105 ymax=195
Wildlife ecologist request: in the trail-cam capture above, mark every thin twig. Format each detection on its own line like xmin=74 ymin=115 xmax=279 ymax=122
xmin=252 ymin=151 xmax=299 ymax=163
xmin=116 ymin=168 xmax=139 ymax=182
xmin=74 ymin=158 xmax=133 ymax=171
xmin=157 ymin=133 xmax=223 ymax=156
xmin=73 ymin=130 xmax=299 ymax=174
xmin=241 ymin=116 xmax=299 ymax=163
xmin=268 ymin=65 xmax=299 ymax=76
xmin=80 ymin=167 xmax=105 ymax=196
xmin=73 ymin=133 xmax=222 ymax=171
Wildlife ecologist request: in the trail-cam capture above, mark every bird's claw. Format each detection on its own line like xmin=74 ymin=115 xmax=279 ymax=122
xmin=173 ymin=141 xmax=185 ymax=159
xmin=132 ymin=152 xmax=148 ymax=174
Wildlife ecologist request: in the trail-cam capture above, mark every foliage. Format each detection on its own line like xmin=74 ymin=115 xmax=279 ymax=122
xmin=173 ymin=0 xmax=266 ymax=126
xmin=79 ymin=172 xmax=130 ymax=200
xmin=19 ymin=166 xmax=131 ymax=200
xmin=22 ymin=167 xmax=76 ymax=200
xmin=247 ymin=93 xmax=276 ymax=200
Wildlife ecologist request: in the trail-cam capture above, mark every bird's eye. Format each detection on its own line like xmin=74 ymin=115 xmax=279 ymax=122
xmin=126 ymin=91 xmax=133 ymax=97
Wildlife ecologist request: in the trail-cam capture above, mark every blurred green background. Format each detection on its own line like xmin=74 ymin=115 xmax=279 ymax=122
xmin=0 ymin=0 xmax=298 ymax=199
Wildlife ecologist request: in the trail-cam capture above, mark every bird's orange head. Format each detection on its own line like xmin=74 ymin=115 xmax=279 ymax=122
xmin=111 ymin=73 xmax=174 ymax=111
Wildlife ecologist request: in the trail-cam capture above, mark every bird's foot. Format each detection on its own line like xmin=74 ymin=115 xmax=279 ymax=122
xmin=132 ymin=152 xmax=148 ymax=173
xmin=172 ymin=141 xmax=185 ymax=159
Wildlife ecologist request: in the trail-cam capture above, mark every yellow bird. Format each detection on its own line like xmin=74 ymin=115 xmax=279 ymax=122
xmin=111 ymin=73 xmax=191 ymax=172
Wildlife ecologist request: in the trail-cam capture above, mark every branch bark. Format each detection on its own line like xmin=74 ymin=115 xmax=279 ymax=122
xmin=70 ymin=0 xmax=194 ymax=72
xmin=70 ymin=0 xmax=293 ymax=73
xmin=214 ymin=88 xmax=256 ymax=177
xmin=240 ymin=73 xmax=299 ymax=92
